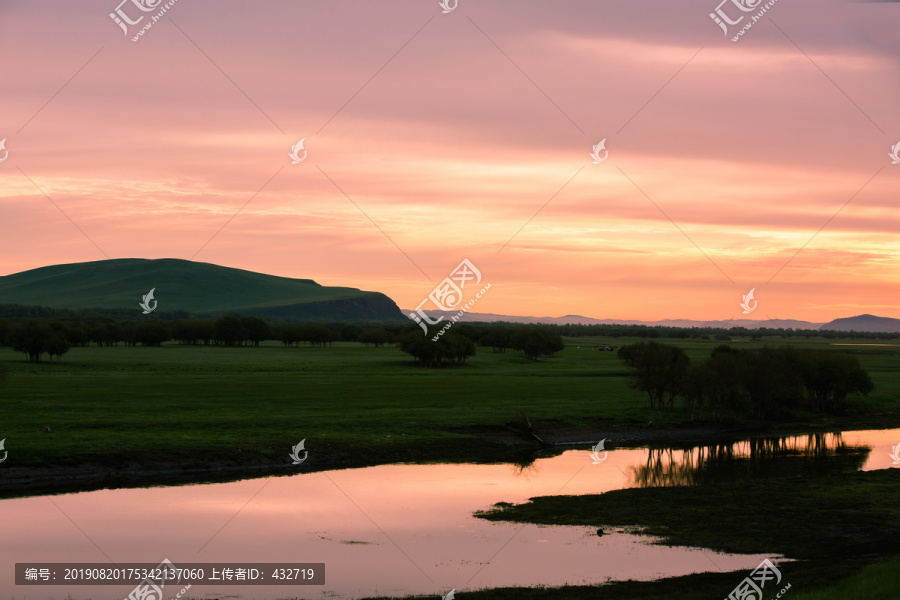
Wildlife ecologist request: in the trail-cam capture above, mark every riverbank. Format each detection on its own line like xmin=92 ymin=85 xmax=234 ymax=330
xmin=3 ymin=418 xmax=897 ymax=499
xmin=464 ymin=469 xmax=900 ymax=599
xmin=357 ymin=557 xmax=898 ymax=600
xmin=477 ymin=469 xmax=900 ymax=558
xmin=1 ymin=338 xmax=899 ymax=498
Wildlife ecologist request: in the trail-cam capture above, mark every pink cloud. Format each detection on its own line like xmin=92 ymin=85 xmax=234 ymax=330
xmin=1 ymin=0 xmax=898 ymax=321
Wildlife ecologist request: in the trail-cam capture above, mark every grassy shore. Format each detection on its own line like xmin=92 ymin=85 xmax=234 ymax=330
xmin=790 ymin=557 xmax=900 ymax=600
xmin=1 ymin=336 xmax=899 ymax=496
xmin=467 ymin=469 xmax=900 ymax=599
xmin=354 ymin=557 xmax=897 ymax=600
xmin=477 ymin=469 xmax=900 ymax=558
xmin=354 ymin=559 xmax=873 ymax=600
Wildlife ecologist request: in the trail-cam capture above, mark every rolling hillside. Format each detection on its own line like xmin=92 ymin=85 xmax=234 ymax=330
xmin=0 ymin=259 xmax=405 ymax=321
xmin=820 ymin=314 xmax=900 ymax=333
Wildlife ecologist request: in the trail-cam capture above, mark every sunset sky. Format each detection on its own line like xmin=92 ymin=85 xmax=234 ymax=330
xmin=1 ymin=0 xmax=898 ymax=322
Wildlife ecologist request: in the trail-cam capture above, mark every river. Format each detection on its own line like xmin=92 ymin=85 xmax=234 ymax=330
xmin=2 ymin=428 xmax=897 ymax=599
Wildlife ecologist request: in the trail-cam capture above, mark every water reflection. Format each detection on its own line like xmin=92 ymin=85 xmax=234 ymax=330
xmin=0 ymin=429 xmax=893 ymax=600
xmin=509 ymin=460 xmax=540 ymax=479
xmin=630 ymin=433 xmax=870 ymax=488
xmin=0 ymin=459 xmax=773 ymax=600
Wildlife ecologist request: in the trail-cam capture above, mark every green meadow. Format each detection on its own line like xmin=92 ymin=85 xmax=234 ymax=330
xmin=1 ymin=335 xmax=899 ymax=476
xmin=0 ymin=338 xmax=635 ymax=474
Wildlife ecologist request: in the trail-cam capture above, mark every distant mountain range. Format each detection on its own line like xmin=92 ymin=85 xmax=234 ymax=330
xmin=0 ymin=259 xmax=405 ymax=321
xmin=403 ymin=311 xmax=900 ymax=333
xmin=819 ymin=314 xmax=900 ymax=333
xmin=0 ymin=259 xmax=895 ymax=331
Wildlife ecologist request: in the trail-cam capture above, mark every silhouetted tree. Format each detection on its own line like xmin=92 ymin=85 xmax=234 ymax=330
xmin=241 ymin=317 xmax=270 ymax=346
xmin=47 ymin=335 xmax=71 ymax=363
xmin=195 ymin=320 xmax=215 ymax=345
xmin=399 ymin=332 xmax=475 ymax=367
xmin=341 ymin=324 xmax=363 ymax=342
xmin=172 ymin=320 xmax=198 ymax=345
xmin=618 ymin=341 xmax=690 ymax=410
xmin=134 ymin=321 xmax=169 ymax=347
xmin=303 ymin=325 xmax=334 ymax=348
xmin=87 ymin=319 xmax=122 ymax=347
xmin=678 ymin=345 xmax=873 ymax=419
xmin=511 ymin=327 xmax=565 ymax=360
xmin=12 ymin=321 xmax=52 ymax=363
xmin=482 ymin=326 xmax=512 ymax=353
xmin=213 ymin=316 xmax=245 ymax=347
xmin=67 ymin=327 xmax=88 ymax=347
xmin=795 ymin=349 xmax=874 ymax=412
xmin=360 ymin=328 xmax=392 ymax=348
xmin=278 ymin=324 xmax=303 ymax=347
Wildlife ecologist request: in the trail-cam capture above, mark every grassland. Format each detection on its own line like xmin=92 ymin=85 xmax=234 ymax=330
xmin=1 ymin=335 xmax=899 ymax=496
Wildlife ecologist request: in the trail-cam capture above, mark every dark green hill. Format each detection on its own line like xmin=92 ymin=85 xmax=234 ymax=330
xmin=0 ymin=259 xmax=405 ymax=321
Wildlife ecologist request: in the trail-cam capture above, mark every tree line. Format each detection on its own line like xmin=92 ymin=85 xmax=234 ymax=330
xmin=4 ymin=302 xmax=895 ymax=340
xmin=396 ymin=325 xmax=565 ymax=366
xmin=0 ymin=317 xmax=414 ymax=362
xmin=0 ymin=317 xmax=567 ymax=366
xmin=618 ymin=341 xmax=874 ymax=418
